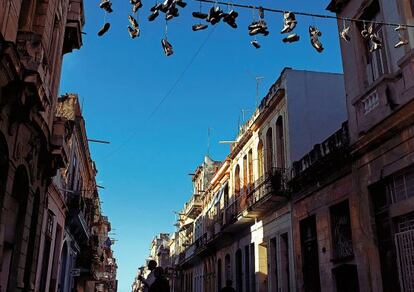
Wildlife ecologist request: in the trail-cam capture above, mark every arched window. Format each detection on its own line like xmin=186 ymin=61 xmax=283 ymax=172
xmin=243 ymin=155 xmax=248 ymax=190
xmin=248 ymin=149 xmax=253 ymax=186
xmin=0 ymin=133 xmax=9 ymax=200
xmin=217 ymin=258 xmax=223 ymax=290
xmin=234 ymin=165 xmax=240 ymax=195
xmin=276 ymin=116 xmax=285 ymax=169
xmin=257 ymin=140 xmax=264 ymax=178
xmin=266 ymin=128 xmax=274 ymax=172
xmin=235 ymin=249 xmax=243 ymax=292
xmin=225 ymin=254 xmax=232 ymax=282
xmin=5 ymin=166 xmax=29 ymax=291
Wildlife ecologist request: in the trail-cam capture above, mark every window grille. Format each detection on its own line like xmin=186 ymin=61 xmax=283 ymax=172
xmin=330 ymin=200 xmax=354 ymax=260
xmin=362 ymin=91 xmax=379 ymax=115
xmin=386 ymin=167 xmax=414 ymax=204
xmin=395 ymin=213 xmax=414 ymax=291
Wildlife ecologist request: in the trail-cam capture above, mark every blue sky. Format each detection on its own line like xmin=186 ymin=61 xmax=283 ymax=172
xmin=60 ymin=0 xmax=343 ymax=291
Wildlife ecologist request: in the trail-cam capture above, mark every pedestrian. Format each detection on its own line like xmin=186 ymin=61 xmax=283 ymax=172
xmin=138 ymin=260 xmax=157 ymax=292
xmin=149 ymin=267 xmax=170 ymax=292
xmin=220 ymin=280 xmax=236 ymax=292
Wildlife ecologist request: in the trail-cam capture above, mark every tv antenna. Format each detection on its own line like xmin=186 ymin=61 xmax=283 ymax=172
xmin=255 ymin=76 xmax=264 ymax=107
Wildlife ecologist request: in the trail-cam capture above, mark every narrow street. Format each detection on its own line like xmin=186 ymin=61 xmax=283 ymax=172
xmin=0 ymin=0 xmax=414 ymax=291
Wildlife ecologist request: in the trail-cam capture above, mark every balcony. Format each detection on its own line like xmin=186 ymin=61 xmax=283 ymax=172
xmin=247 ymin=167 xmax=289 ymax=215
xmin=222 ymin=168 xmax=289 ymax=232
xmin=51 ymin=117 xmax=72 ymax=168
xmin=63 ymin=0 xmax=85 ymax=54
xmin=184 ymin=194 xmax=203 ymax=219
xmin=290 ymin=122 xmax=350 ymax=196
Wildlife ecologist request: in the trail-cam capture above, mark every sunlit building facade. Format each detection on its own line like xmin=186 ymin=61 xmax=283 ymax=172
xmin=168 ymin=68 xmax=347 ymax=292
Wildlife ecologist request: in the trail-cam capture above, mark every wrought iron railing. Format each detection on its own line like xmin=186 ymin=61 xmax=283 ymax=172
xmin=184 ymin=193 xmax=203 ymax=218
xmin=292 ymin=122 xmax=349 ymax=178
xmin=224 ymin=167 xmax=289 ymax=224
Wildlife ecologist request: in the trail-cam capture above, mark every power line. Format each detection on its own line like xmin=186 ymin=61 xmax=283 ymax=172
xmin=104 ymin=27 xmax=216 ymax=159
xmin=195 ymin=0 xmax=414 ymax=28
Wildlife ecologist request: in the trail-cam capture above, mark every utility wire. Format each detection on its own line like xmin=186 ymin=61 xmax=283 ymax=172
xmin=196 ymin=0 xmax=414 ymax=28
xmin=104 ymin=27 xmax=216 ymax=159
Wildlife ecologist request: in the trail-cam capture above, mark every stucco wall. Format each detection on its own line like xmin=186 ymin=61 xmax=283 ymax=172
xmin=285 ymin=69 xmax=347 ymax=162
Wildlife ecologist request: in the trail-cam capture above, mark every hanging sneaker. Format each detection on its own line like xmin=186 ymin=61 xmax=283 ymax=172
xmin=309 ymin=26 xmax=324 ymax=52
xmin=128 ymin=26 xmax=139 ymax=38
xmin=249 ymin=21 xmax=268 ymax=36
xmin=166 ymin=5 xmax=179 ymax=20
xmin=360 ymin=24 xmax=371 ymax=39
xmin=174 ymin=0 xmax=187 ymax=8
xmin=192 ymin=11 xmax=208 ymax=19
xmin=395 ymin=38 xmax=408 ymax=48
xmin=223 ymin=10 xmax=238 ymax=28
xmin=369 ymin=33 xmax=382 ymax=52
xmin=248 ymin=21 xmax=260 ymax=30
xmin=207 ymin=6 xmax=222 ymax=25
xmin=340 ymin=26 xmax=351 ymax=42
xmin=281 ymin=12 xmax=297 ymax=34
xmin=132 ymin=1 xmax=143 ymax=13
xmin=395 ymin=39 xmax=408 ymax=48
xmin=160 ymin=0 xmax=173 ymax=12
xmin=192 ymin=24 xmax=208 ymax=31
xmin=128 ymin=15 xmax=139 ymax=29
xmin=98 ymin=22 xmax=111 ymax=36
xmin=151 ymin=3 xmax=163 ymax=11
xmin=148 ymin=10 xmax=159 ymax=21
xmin=251 ymin=40 xmax=261 ymax=49
xmin=394 ymin=25 xmax=408 ymax=48
xmin=282 ymin=33 xmax=300 ymax=43
xmin=161 ymin=39 xmax=174 ymax=56
xmin=100 ymin=0 xmax=113 ymax=13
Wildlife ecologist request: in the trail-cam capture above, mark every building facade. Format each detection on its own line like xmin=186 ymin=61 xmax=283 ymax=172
xmin=326 ymin=0 xmax=414 ymax=291
xmin=164 ymin=68 xmax=347 ymax=292
xmin=53 ymin=94 xmax=117 ymax=292
xmin=0 ymin=2 xmax=117 ymax=288
xmin=0 ymin=0 xmax=85 ymax=291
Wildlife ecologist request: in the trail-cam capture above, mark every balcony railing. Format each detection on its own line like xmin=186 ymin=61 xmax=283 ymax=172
xmin=224 ymin=167 xmax=289 ymax=225
xmin=290 ymin=123 xmax=350 ymax=196
xmin=184 ymin=194 xmax=203 ymax=219
xmin=292 ymin=122 xmax=349 ymax=178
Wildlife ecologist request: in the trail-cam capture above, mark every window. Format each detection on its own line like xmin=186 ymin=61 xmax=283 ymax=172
xmin=245 ymin=245 xmax=251 ymax=292
xmin=248 ymin=149 xmax=253 ymax=185
xmin=386 ymin=166 xmax=414 ymax=204
xmin=235 ymin=249 xmax=243 ymax=292
xmin=330 ymin=201 xmax=354 ymax=260
xmin=300 ymin=215 xmax=321 ymax=292
xmin=360 ymin=0 xmax=388 ymax=85
xmin=362 ymin=90 xmax=379 ymax=115
xmin=366 ymin=26 xmax=388 ymax=84
xmin=276 ymin=116 xmax=285 ymax=169
xmin=46 ymin=211 xmax=54 ymax=239
xmin=250 ymin=243 xmax=256 ymax=292
xmin=411 ymin=0 xmax=414 ymax=16
xmin=266 ymin=128 xmax=274 ymax=172
xmin=217 ymin=259 xmax=222 ymax=290
xmin=225 ymin=254 xmax=232 ymax=281
xmin=394 ymin=212 xmax=414 ymax=291
xmin=280 ymin=233 xmax=290 ymax=291
xmin=234 ymin=165 xmax=240 ymax=195
xmin=257 ymin=140 xmax=264 ymax=178
xmin=269 ymin=238 xmax=278 ymax=291
xmin=243 ymin=155 xmax=248 ymax=190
